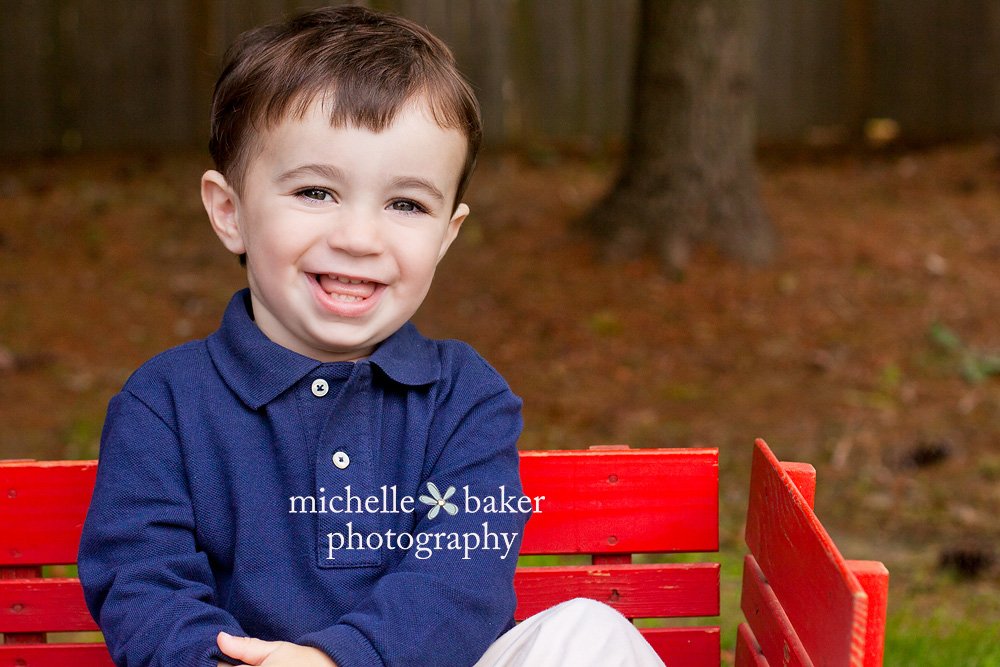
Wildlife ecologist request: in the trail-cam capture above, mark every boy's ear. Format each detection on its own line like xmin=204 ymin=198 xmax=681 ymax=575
xmin=201 ymin=170 xmax=246 ymax=255
xmin=437 ymin=202 xmax=469 ymax=264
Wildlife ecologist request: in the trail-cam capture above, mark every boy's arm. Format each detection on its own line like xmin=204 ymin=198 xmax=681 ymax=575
xmin=79 ymin=391 xmax=245 ymax=667
xmin=216 ymin=632 xmax=338 ymax=666
xmin=297 ymin=382 xmax=527 ymax=667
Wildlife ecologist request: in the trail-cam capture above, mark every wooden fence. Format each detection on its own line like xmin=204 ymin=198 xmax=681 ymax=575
xmin=1 ymin=0 xmax=999 ymax=155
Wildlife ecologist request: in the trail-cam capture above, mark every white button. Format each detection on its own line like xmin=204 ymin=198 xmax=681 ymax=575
xmin=332 ymin=451 xmax=350 ymax=469
xmin=311 ymin=379 xmax=329 ymax=397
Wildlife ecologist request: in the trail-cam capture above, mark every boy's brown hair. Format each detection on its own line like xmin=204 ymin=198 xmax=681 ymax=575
xmin=209 ymin=5 xmax=482 ymax=208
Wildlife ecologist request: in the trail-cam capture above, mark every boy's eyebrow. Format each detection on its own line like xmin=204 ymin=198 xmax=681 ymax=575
xmin=274 ymin=163 xmax=346 ymax=184
xmin=387 ymin=177 xmax=446 ymax=207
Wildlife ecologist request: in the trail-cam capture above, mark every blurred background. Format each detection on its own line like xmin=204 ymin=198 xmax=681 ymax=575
xmin=2 ymin=1 xmax=1000 ymax=663
xmin=4 ymin=0 xmax=1000 ymax=152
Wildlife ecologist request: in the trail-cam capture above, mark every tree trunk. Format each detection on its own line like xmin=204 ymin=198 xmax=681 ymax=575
xmin=583 ymin=0 xmax=776 ymax=273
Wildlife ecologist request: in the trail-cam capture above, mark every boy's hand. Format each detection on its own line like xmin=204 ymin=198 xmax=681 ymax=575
xmin=217 ymin=631 xmax=338 ymax=667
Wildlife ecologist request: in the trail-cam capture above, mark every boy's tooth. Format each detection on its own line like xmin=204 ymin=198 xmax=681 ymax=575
xmin=317 ymin=273 xmax=377 ymax=299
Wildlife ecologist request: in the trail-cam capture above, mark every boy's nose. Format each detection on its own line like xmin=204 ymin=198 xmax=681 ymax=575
xmin=326 ymin=209 xmax=385 ymax=256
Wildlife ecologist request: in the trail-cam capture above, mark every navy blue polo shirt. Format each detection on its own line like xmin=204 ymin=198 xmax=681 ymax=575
xmin=79 ymin=289 xmax=528 ymax=667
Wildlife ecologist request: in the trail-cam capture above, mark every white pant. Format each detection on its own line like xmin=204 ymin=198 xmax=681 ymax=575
xmin=474 ymin=599 xmax=667 ymax=667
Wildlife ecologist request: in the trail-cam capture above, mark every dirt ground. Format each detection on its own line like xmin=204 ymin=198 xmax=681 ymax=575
xmin=2 ymin=141 xmax=999 ymax=622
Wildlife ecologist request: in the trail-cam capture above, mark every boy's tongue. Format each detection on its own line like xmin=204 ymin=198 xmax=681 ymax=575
xmin=317 ymin=273 xmax=377 ymax=299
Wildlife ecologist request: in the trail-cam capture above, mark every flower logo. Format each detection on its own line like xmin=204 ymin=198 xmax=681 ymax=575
xmin=419 ymin=482 xmax=458 ymax=519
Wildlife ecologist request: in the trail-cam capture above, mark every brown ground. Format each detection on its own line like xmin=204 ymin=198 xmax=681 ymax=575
xmin=2 ymin=142 xmax=999 ymax=622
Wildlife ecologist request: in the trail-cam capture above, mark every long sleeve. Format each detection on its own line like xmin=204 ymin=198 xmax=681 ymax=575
xmin=78 ymin=391 xmax=245 ymax=667
xmin=298 ymin=382 xmax=528 ymax=667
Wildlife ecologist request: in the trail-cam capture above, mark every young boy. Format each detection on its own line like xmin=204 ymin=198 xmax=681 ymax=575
xmin=79 ymin=7 xmax=664 ymax=667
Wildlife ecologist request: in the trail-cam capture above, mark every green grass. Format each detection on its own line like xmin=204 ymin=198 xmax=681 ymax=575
xmin=884 ymin=612 xmax=1000 ymax=667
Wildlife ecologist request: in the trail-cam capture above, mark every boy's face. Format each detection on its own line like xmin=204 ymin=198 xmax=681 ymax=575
xmin=202 ymin=98 xmax=469 ymax=362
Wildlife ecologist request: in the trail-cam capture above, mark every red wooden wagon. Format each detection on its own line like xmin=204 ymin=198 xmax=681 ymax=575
xmin=1 ymin=439 xmax=887 ymax=666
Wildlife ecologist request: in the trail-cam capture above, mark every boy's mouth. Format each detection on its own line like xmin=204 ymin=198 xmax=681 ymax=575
xmin=314 ymin=273 xmax=378 ymax=303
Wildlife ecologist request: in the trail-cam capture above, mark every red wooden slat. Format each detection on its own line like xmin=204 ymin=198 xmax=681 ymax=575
xmin=513 ymin=563 xmax=719 ymax=620
xmin=592 ymin=554 xmax=632 ymax=565
xmin=0 ymin=453 xmax=724 ymax=665
xmin=848 ymin=561 xmax=889 ymax=667
xmin=1 ymin=453 xmax=720 ymax=559
xmin=745 ymin=439 xmax=868 ymax=667
xmin=735 ymin=622 xmax=770 ymax=667
xmin=780 ymin=462 xmax=816 ymax=510
xmin=2 ymin=632 xmax=47 ymax=646
xmin=0 ymin=578 xmax=98 ymax=633
xmin=740 ymin=555 xmax=811 ymax=667
xmin=0 ymin=461 xmax=97 ymax=566
xmin=641 ymin=626 xmax=720 ymax=667
xmin=0 ymin=643 xmax=114 ymax=667
xmin=1 ymin=567 xmax=42 ymax=579
xmin=519 ymin=449 xmax=718 ymax=554
xmin=0 ymin=566 xmax=45 ymax=642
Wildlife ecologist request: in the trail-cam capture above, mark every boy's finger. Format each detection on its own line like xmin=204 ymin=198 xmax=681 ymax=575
xmin=217 ymin=631 xmax=280 ymax=665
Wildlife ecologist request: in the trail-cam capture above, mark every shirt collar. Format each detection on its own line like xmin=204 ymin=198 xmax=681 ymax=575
xmin=207 ymin=289 xmax=441 ymax=410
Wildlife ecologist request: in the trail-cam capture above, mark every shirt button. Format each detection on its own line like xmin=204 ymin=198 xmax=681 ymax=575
xmin=311 ymin=379 xmax=329 ymax=397
xmin=332 ymin=451 xmax=350 ymax=469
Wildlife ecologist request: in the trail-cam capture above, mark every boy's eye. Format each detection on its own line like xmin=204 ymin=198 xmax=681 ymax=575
xmin=297 ymin=188 xmax=334 ymax=202
xmin=389 ymin=199 xmax=426 ymax=214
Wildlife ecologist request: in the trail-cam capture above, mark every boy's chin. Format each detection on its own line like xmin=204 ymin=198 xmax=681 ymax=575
xmin=304 ymin=338 xmax=377 ymax=363
xmin=307 ymin=329 xmax=393 ymax=363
